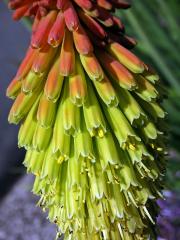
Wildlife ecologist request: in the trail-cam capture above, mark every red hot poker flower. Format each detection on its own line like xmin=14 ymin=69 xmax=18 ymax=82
xmin=6 ymin=1 xmax=167 ymax=239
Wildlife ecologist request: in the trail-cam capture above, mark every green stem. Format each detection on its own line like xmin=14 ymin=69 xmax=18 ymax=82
xmin=20 ymin=17 xmax=32 ymax=31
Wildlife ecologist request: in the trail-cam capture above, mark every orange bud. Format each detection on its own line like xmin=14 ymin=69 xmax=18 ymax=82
xmin=73 ymin=0 xmax=93 ymax=10
xmin=98 ymin=51 xmax=136 ymax=90
xmin=37 ymin=94 xmax=57 ymax=128
xmin=78 ymin=10 xmax=106 ymax=39
xmin=44 ymin=57 xmax=64 ymax=101
xmin=31 ymin=10 xmax=57 ymax=49
xmin=69 ymin=55 xmax=87 ymax=106
xmin=109 ymin=42 xmax=145 ymax=73
xmin=32 ymin=45 xmax=56 ymax=75
xmin=12 ymin=5 xmax=29 ymax=20
xmin=73 ymin=25 xmax=93 ymax=55
xmin=59 ymin=30 xmax=75 ymax=76
xmin=97 ymin=0 xmax=112 ymax=10
xmin=56 ymin=0 xmax=66 ymax=10
xmin=6 ymin=77 xmax=22 ymax=99
xmin=16 ymin=46 xmax=37 ymax=80
xmin=80 ymin=53 xmax=104 ymax=81
xmin=64 ymin=1 xmax=79 ymax=31
xmin=48 ymin=12 xmax=65 ymax=48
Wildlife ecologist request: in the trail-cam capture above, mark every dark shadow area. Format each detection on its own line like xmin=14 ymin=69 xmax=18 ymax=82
xmin=0 ymin=3 xmax=29 ymax=198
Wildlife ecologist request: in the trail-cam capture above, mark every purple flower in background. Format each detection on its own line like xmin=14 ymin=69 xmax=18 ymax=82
xmin=158 ymin=190 xmax=180 ymax=240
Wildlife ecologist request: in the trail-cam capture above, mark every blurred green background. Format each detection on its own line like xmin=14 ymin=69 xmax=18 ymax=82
xmin=117 ymin=0 xmax=180 ymax=192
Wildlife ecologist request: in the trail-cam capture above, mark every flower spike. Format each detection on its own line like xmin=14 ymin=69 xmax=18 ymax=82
xmin=6 ymin=1 xmax=167 ymax=239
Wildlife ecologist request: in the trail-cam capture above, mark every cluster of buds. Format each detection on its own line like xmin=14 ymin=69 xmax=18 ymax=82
xmin=7 ymin=0 xmax=167 ymax=239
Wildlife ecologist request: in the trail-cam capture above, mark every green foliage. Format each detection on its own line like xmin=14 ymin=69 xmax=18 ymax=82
xmin=117 ymin=0 xmax=180 ymax=152
xmin=117 ymin=1 xmax=180 ymax=190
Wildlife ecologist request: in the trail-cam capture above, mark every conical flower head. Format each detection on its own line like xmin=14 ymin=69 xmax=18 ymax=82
xmin=7 ymin=0 xmax=167 ymax=239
